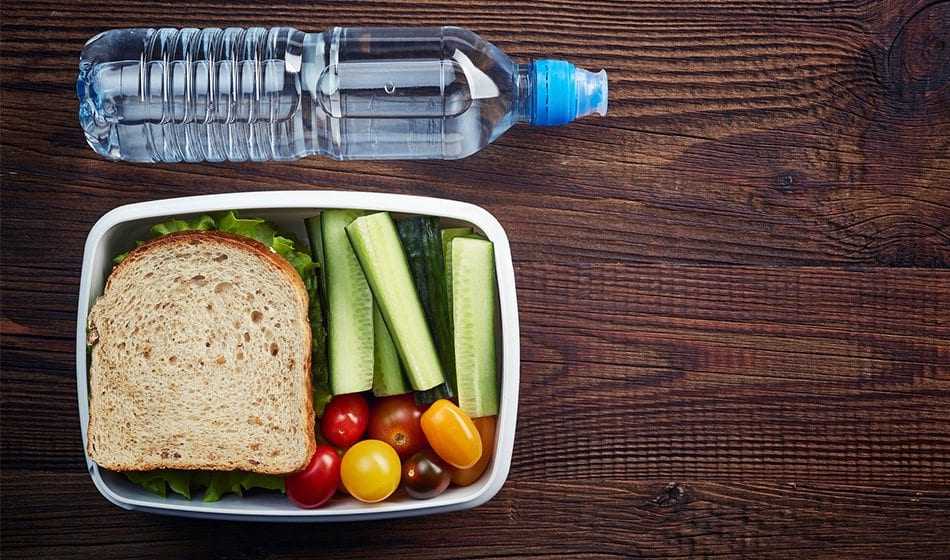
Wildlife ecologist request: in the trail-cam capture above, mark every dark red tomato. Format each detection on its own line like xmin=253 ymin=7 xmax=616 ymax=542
xmin=402 ymin=449 xmax=451 ymax=499
xmin=320 ymin=393 xmax=369 ymax=448
xmin=286 ymin=445 xmax=341 ymax=508
xmin=368 ymin=394 xmax=425 ymax=458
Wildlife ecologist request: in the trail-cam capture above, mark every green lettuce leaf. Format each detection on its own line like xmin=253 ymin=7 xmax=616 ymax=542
xmin=203 ymin=471 xmax=285 ymax=502
xmin=203 ymin=472 xmax=244 ymax=502
xmin=312 ymin=382 xmax=333 ymax=418
xmin=216 ymin=211 xmax=277 ymax=247
xmin=284 ymin=251 xmax=316 ymax=283
xmin=215 ymin=212 xmax=316 ymax=282
xmin=272 ymin=234 xmax=316 ymax=282
xmin=125 ymin=470 xmax=195 ymax=499
xmin=113 ymin=242 xmax=142 ymax=264
xmin=125 ymin=472 xmax=168 ymax=497
xmin=125 ymin=470 xmax=284 ymax=502
xmin=150 ymin=214 xmax=216 ymax=237
xmin=164 ymin=470 xmax=194 ymax=499
xmin=272 ymin=235 xmax=296 ymax=256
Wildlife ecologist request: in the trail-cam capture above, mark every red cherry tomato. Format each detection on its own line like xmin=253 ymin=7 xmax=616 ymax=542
xmin=368 ymin=394 xmax=426 ymax=458
xmin=320 ymin=393 xmax=369 ymax=448
xmin=286 ymin=445 xmax=341 ymax=508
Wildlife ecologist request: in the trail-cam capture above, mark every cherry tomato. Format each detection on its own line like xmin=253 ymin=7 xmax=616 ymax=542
xmin=320 ymin=393 xmax=369 ymax=448
xmin=451 ymin=416 xmax=496 ymax=486
xmin=368 ymin=394 xmax=425 ymax=458
xmin=403 ymin=449 xmax=451 ymax=499
xmin=285 ymin=445 xmax=341 ymax=508
xmin=341 ymin=440 xmax=401 ymax=503
xmin=420 ymin=399 xmax=482 ymax=469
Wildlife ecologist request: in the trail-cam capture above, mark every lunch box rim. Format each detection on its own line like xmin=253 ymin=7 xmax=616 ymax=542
xmin=76 ymin=190 xmax=520 ymax=522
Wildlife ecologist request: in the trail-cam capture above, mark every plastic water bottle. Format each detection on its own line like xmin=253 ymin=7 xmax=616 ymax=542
xmin=77 ymin=27 xmax=607 ymax=162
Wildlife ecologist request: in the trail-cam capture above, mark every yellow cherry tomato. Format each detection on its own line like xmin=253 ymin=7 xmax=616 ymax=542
xmin=340 ymin=440 xmax=401 ymax=503
xmin=451 ymin=415 xmax=496 ymax=486
xmin=420 ymin=399 xmax=482 ymax=469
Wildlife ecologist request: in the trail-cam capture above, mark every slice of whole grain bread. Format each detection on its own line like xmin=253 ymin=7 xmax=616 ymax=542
xmin=86 ymin=231 xmax=315 ymax=474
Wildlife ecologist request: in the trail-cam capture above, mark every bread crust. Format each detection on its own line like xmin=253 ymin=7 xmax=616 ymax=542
xmin=87 ymin=231 xmax=315 ymax=475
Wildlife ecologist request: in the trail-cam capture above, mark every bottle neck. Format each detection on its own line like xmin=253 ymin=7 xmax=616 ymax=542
xmin=513 ymin=63 xmax=534 ymax=124
xmin=516 ymin=59 xmax=609 ymax=127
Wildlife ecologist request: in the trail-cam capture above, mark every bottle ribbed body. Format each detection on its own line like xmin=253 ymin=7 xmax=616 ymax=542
xmin=79 ymin=27 xmax=325 ymax=162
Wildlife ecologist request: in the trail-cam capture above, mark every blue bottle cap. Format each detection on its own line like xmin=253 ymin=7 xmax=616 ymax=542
xmin=531 ymin=59 xmax=608 ymax=126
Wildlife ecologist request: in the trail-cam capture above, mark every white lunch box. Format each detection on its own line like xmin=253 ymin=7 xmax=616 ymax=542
xmin=76 ymin=191 xmax=519 ymax=522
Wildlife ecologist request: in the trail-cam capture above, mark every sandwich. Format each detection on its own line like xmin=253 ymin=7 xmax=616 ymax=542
xmin=86 ymin=213 xmax=321 ymax=497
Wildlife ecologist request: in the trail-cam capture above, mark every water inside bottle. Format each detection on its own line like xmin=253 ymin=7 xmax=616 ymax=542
xmin=78 ymin=27 xmax=529 ymax=162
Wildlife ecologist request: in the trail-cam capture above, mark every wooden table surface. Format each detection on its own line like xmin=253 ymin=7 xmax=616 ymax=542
xmin=2 ymin=1 xmax=949 ymax=558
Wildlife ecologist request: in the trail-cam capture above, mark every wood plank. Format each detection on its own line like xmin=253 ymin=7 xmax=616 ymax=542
xmin=513 ymin=263 xmax=950 ymax=483
xmin=2 ymin=1 xmax=948 ymax=267
xmin=3 ymin=472 xmax=949 ymax=559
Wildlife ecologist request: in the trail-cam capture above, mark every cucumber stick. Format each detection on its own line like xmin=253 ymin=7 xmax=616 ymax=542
xmin=307 ymin=271 xmax=329 ymax=386
xmin=346 ymin=212 xmax=445 ymax=391
xmin=452 ymin=236 xmax=499 ymax=417
xmin=397 ymin=217 xmax=456 ymax=396
xmin=372 ymin=305 xmax=410 ymax=396
xmin=440 ymin=227 xmax=473 ymax=326
xmin=304 ymin=218 xmax=329 ymax=387
xmin=305 ymin=216 xmax=327 ymax=312
xmin=320 ymin=210 xmax=374 ymax=395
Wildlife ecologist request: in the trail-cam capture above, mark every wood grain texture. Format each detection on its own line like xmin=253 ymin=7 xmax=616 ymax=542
xmin=2 ymin=0 xmax=949 ymax=558
xmin=3 ymin=473 xmax=950 ymax=560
